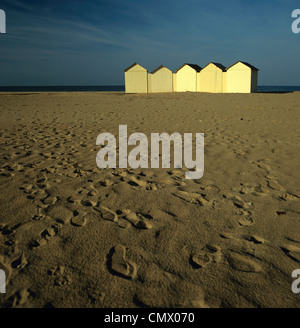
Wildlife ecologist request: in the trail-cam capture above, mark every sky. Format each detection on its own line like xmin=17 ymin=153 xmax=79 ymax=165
xmin=0 ymin=0 xmax=299 ymax=86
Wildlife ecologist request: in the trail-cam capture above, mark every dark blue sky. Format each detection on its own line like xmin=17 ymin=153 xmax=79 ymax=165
xmin=0 ymin=0 xmax=299 ymax=86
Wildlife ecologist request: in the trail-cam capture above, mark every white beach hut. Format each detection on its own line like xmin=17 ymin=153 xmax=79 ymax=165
xmin=150 ymin=65 xmax=173 ymax=93
xmin=175 ymin=64 xmax=202 ymax=92
xmin=197 ymin=62 xmax=226 ymax=93
xmin=124 ymin=63 xmax=148 ymax=93
xmin=224 ymin=61 xmax=259 ymax=93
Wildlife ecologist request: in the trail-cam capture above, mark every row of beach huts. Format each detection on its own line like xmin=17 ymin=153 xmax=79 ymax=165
xmin=124 ymin=61 xmax=259 ymax=94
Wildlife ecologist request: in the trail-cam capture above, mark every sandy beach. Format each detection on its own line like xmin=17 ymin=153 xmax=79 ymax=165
xmin=0 ymin=91 xmax=299 ymax=308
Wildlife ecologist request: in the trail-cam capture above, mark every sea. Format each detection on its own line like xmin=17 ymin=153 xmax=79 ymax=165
xmin=0 ymin=85 xmax=299 ymax=93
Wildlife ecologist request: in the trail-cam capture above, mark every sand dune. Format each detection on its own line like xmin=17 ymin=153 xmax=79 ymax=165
xmin=0 ymin=91 xmax=299 ymax=308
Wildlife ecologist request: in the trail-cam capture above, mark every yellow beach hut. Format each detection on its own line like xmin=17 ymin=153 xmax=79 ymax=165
xmin=197 ymin=62 xmax=226 ymax=93
xmin=175 ymin=63 xmax=202 ymax=92
xmin=224 ymin=61 xmax=259 ymax=93
xmin=150 ymin=65 xmax=173 ymax=93
xmin=124 ymin=63 xmax=148 ymax=93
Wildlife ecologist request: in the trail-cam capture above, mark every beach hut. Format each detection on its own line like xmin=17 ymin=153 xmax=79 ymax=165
xmin=124 ymin=63 xmax=148 ymax=93
xmin=150 ymin=65 xmax=173 ymax=93
xmin=173 ymin=73 xmax=177 ymax=92
xmin=175 ymin=64 xmax=201 ymax=92
xmin=224 ymin=61 xmax=259 ymax=93
xmin=197 ymin=62 xmax=226 ymax=93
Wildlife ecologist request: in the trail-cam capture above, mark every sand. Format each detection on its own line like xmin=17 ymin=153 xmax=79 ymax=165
xmin=0 ymin=91 xmax=299 ymax=308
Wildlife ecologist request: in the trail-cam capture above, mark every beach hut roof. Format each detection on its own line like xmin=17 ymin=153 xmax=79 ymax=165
xmin=202 ymin=62 xmax=227 ymax=71
xmin=123 ymin=62 xmax=148 ymax=72
xmin=175 ymin=63 xmax=202 ymax=73
xmin=226 ymin=61 xmax=259 ymax=71
xmin=151 ymin=65 xmax=172 ymax=74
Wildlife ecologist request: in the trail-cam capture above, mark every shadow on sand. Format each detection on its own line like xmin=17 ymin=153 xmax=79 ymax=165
xmin=256 ymin=91 xmax=294 ymax=94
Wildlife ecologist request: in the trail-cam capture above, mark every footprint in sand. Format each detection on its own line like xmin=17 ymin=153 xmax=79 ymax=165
xmin=276 ymin=210 xmax=287 ymax=216
xmin=285 ymin=234 xmax=300 ymax=243
xmin=70 ymin=210 xmax=87 ymax=227
xmin=81 ymin=199 xmax=98 ymax=207
xmin=95 ymin=206 xmax=118 ymax=222
xmin=95 ymin=206 xmax=152 ymax=229
xmin=42 ymin=195 xmax=59 ymax=206
xmin=168 ymin=169 xmax=185 ymax=181
xmin=14 ymin=221 xmax=35 ymax=236
xmin=145 ymin=183 xmax=158 ymax=191
xmin=127 ymin=175 xmax=158 ymax=191
xmin=233 ymin=149 xmax=246 ymax=157
xmin=48 ymin=265 xmax=65 ymax=276
xmin=128 ymin=176 xmax=148 ymax=188
xmin=220 ymin=232 xmax=236 ymax=240
xmin=226 ymin=252 xmax=262 ymax=273
xmin=97 ymin=206 xmax=129 ymax=228
xmin=35 ymin=173 xmax=48 ymax=184
xmin=46 ymin=206 xmax=73 ymax=224
xmin=242 ymin=235 xmax=267 ymax=244
xmin=135 ymin=278 xmax=208 ymax=308
xmin=278 ymin=193 xmax=299 ymax=201
xmin=1 ymin=223 xmax=21 ymax=236
xmin=1 ymin=238 xmax=19 ymax=259
xmin=67 ymin=195 xmax=82 ymax=204
xmin=40 ymin=152 xmax=56 ymax=159
xmin=280 ymin=244 xmax=300 ymax=263
xmin=32 ymin=224 xmax=61 ymax=248
xmin=73 ymin=186 xmax=99 ymax=207
xmin=66 ymin=171 xmax=79 ymax=178
xmin=33 ymin=189 xmax=49 ymax=202
xmin=111 ymin=169 xmax=128 ymax=179
xmin=220 ymin=232 xmax=266 ymax=245
xmin=255 ymin=160 xmax=272 ymax=172
xmin=5 ymin=288 xmax=31 ymax=307
xmin=267 ymin=180 xmax=285 ymax=192
xmin=252 ymin=185 xmax=270 ymax=197
xmin=19 ymin=184 xmax=34 ymax=195
xmin=191 ymin=244 xmax=222 ymax=269
xmin=239 ymin=183 xmax=255 ymax=195
xmin=109 ymin=244 xmax=137 ymax=280
xmin=231 ymin=195 xmax=252 ymax=210
xmin=238 ymin=183 xmax=270 ymax=197
xmin=2 ymin=163 xmax=25 ymax=174
xmin=42 ymin=167 xmax=56 ymax=174
xmin=265 ymin=174 xmax=278 ymax=181
xmin=224 ymin=195 xmax=254 ymax=226
xmin=239 ymin=216 xmax=254 ymax=227
xmin=80 ymin=184 xmax=98 ymax=196
xmin=19 ymin=183 xmax=49 ymax=204
xmin=0 ymin=171 xmax=15 ymax=177
xmin=172 ymin=190 xmax=210 ymax=206
xmin=116 ymin=218 xmax=132 ymax=229
xmin=31 ymin=207 xmax=46 ymax=221
xmin=119 ymin=209 xmax=153 ymax=229
xmin=48 ymin=265 xmax=72 ymax=286
xmin=99 ymin=179 xmax=114 ymax=187
xmin=11 ymin=253 xmax=28 ymax=270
